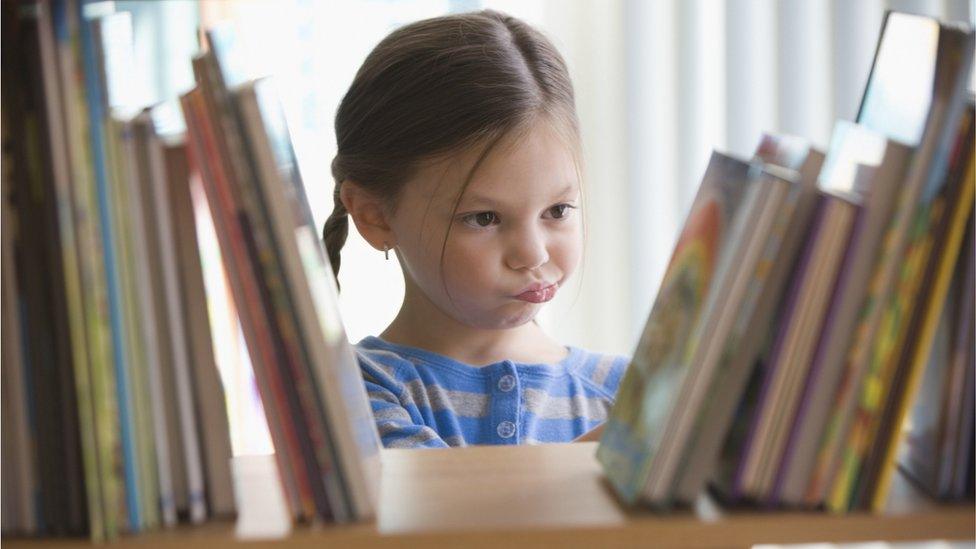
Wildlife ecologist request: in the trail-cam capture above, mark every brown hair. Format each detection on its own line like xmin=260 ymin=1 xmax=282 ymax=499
xmin=323 ymin=9 xmax=584 ymax=291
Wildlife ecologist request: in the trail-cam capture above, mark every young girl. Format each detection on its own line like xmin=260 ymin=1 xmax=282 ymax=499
xmin=322 ymin=9 xmax=629 ymax=448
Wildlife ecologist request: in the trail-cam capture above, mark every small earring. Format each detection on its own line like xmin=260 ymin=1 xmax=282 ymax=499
xmin=383 ymin=243 xmax=390 ymax=260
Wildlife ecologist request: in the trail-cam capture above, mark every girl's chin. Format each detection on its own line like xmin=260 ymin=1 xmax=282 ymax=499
xmin=496 ymin=302 xmax=542 ymax=327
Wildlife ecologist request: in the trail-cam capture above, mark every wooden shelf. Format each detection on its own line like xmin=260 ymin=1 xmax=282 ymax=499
xmin=5 ymin=442 xmax=973 ymax=548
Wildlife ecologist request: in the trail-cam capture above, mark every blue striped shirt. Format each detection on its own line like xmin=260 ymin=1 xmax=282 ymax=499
xmin=354 ymin=335 xmax=630 ymax=448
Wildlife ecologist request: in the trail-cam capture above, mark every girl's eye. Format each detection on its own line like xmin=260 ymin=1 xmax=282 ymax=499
xmin=462 ymin=211 xmax=498 ymax=228
xmin=547 ymin=204 xmax=577 ymax=219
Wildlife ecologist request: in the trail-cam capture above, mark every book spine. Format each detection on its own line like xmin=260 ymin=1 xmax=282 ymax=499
xmin=54 ymin=0 xmax=125 ymax=538
xmin=732 ymin=193 xmax=828 ymax=500
xmin=143 ymin=122 xmax=209 ymax=524
xmin=181 ymin=87 xmax=308 ymax=521
xmin=233 ymin=83 xmax=343 ymax=522
xmin=867 ymin=144 xmax=975 ymax=511
xmin=118 ymin=119 xmax=177 ymax=528
xmin=163 ymin=141 xmax=236 ymax=519
xmin=0 ymin=35 xmax=38 ymax=532
xmin=104 ymin=114 xmax=156 ymax=532
xmin=773 ymin=194 xmax=869 ymax=504
xmin=829 ymin=105 xmax=975 ymax=512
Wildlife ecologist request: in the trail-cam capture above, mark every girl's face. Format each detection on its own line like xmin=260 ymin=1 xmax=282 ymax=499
xmin=389 ymin=118 xmax=583 ymax=330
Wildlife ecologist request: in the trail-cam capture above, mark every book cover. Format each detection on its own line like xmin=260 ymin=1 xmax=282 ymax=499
xmin=77 ymin=1 xmax=137 ymax=532
xmin=238 ymin=76 xmax=383 ymax=521
xmin=193 ymin=44 xmax=327 ymax=521
xmin=830 ymin=51 xmax=975 ymax=510
xmin=597 ymin=152 xmax=756 ymax=506
xmin=233 ymin=80 xmax=347 ymax=522
xmin=809 ymin=12 xmax=974 ymax=511
xmin=161 ymin=134 xmax=236 ymax=520
xmin=53 ymin=0 xmax=125 ymax=539
xmin=118 ymin=115 xmax=177 ymax=528
xmin=182 ymin=82 xmax=309 ymax=521
xmin=675 ymin=136 xmax=823 ymax=504
xmin=652 ymin=167 xmax=793 ymax=503
xmin=861 ymin=108 xmax=975 ymax=510
xmin=775 ymin=122 xmax=912 ymax=506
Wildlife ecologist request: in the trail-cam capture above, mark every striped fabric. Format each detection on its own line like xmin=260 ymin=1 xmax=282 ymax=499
xmin=354 ymin=336 xmax=630 ymax=449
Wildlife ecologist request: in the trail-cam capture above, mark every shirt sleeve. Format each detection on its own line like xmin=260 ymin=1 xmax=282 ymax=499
xmin=363 ymin=377 xmax=449 ymax=449
xmin=357 ymin=350 xmax=449 ymax=449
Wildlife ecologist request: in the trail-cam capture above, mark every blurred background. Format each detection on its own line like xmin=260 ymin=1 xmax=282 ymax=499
xmin=117 ymin=0 xmax=975 ymax=381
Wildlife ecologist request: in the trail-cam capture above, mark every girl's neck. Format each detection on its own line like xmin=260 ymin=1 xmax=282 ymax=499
xmin=379 ymin=281 xmax=566 ymax=367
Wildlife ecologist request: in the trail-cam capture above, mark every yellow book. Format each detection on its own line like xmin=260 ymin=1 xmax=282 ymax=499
xmin=868 ymin=145 xmax=975 ymax=511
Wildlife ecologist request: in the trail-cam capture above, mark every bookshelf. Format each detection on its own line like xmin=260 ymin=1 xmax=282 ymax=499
xmin=3 ymin=1 xmax=974 ymax=546
xmin=5 ymin=443 xmax=974 ymax=548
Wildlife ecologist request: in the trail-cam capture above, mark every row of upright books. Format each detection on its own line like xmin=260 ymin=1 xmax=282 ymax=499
xmin=598 ymin=11 xmax=976 ymax=513
xmin=1 ymin=0 xmax=381 ymax=541
xmin=2 ymin=0 xmax=235 ymax=540
xmin=183 ymin=24 xmax=381 ymax=528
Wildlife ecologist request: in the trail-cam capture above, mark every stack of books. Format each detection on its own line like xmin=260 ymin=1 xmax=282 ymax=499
xmin=180 ymin=25 xmax=381 ymax=526
xmin=598 ymin=10 xmax=975 ymax=513
xmin=2 ymin=0 xmax=380 ymax=541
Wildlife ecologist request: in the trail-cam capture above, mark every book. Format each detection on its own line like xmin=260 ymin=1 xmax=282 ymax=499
xmin=236 ymin=77 xmax=382 ymax=521
xmin=899 ymin=212 xmax=975 ymax=499
xmin=160 ymin=131 xmax=236 ymax=520
xmin=184 ymin=55 xmax=316 ymax=522
xmin=1 ymin=41 xmax=36 ymax=533
xmin=203 ymin=27 xmax=339 ymax=522
xmin=861 ymin=103 xmax=975 ymax=510
xmin=597 ymin=152 xmax=760 ymax=506
xmin=774 ymin=122 xmax=913 ymax=506
xmin=673 ymin=135 xmax=824 ymax=504
xmin=804 ymin=11 xmax=975 ymax=511
xmin=825 ymin=13 xmax=975 ymax=512
xmin=647 ymin=165 xmax=798 ymax=504
xmin=720 ymin=190 xmax=859 ymax=503
xmin=116 ymin=114 xmax=177 ymax=528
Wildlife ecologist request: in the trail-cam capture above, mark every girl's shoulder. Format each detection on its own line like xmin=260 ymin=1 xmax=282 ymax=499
xmin=354 ymin=336 xmax=423 ymax=387
xmin=565 ymin=346 xmax=631 ymax=400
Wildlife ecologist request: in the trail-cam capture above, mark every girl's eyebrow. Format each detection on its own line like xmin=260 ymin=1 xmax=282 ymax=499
xmin=462 ymin=184 xmax=578 ymax=208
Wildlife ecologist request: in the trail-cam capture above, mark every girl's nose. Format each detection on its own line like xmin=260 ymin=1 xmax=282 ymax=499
xmin=505 ymin=224 xmax=550 ymax=271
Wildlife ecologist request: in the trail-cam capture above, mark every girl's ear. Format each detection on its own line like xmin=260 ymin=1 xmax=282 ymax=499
xmin=339 ymin=181 xmax=396 ymax=251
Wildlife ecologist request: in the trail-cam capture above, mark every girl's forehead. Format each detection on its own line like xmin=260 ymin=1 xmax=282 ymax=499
xmin=411 ymin=121 xmax=580 ymax=207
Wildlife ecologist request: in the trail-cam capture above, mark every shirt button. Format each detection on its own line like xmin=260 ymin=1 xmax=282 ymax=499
xmin=497 ymin=421 xmax=516 ymax=439
xmin=497 ymin=374 xmax=516 ymax=392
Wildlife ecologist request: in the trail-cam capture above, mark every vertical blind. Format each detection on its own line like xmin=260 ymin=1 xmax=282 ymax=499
xmin=521 ymin=0 xmax=975 ymax=357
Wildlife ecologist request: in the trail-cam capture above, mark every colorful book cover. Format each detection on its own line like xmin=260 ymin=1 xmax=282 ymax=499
xmin=238 ymin=73 xmax=383 ymax=520
xmin=233 ymin=80 xmax=349 ymax=521
xmin=119 ymin=116 xmax=177 ymax=527
xmin=674 ymin=137 xmax=823 ymax=504
xmin=830 ymin=130 xmax=972 ymax=509
xmin=76 ymin=0 xmax=141 ymax=532
xmin=863 ymin=111 xmax=975 ymax=510
xmin=774 ymin=123 xmax=911 ymax=506
xmin=52 ymin=0 xmax=126 ymax=539
xmin=597 ymin=152 xmax=755 ymax=505
xmin=92 ymin=11 xmax=162 ymax=531
xmin=193 ymin=45 xmax=326 ymax=521
xmin=830 ymin=85 xmax=975 ymax=512
xmin=182 ymin=84 xmax=310 ymax=520
xmin=809 ymin=12 xmax=974 ymax=511
xmin=660 ymin=167 xmax=793 ymax=503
